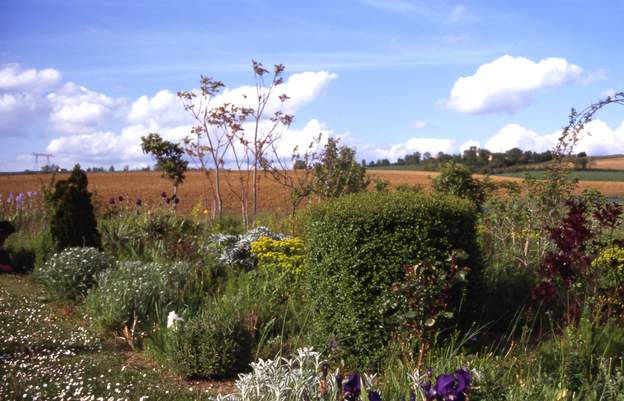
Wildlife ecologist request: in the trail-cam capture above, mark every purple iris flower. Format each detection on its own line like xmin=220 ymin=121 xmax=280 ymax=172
xmin=454 ymin=369 xmax=471 ymax=394
xmin=368 ymin=390 xmax=381 ymax=401
xmin=431 ymin=369 xmax=472 ymax=401
xmin=343 ymin=372 xmax=361 ymax=401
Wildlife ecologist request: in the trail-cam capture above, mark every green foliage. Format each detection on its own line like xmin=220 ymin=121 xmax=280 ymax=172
xmin=539 ymin=315 xmax=624 ymax=393
xmin=433 ymin=161 xmax=485 ymax=207
xmin=591 ymin=246 xmax=624 ymax=321
xmin=45 ymin=164 xmax=101 ymax=251
xmin=387 ymin=253 xmax=470 ymax=363
xmin=219 ymin=266 xmax=309 ymax=361
xmin=172 ymin=301 xmax=253 ymax=378
xmin=304 ymin=191 xmax=480 ymax=367
xmin=99 ymin=210 xmax=217 ymax=264
xmin=373 ymin=177 xmax=390 ymax=192
xmin=312 ymin=137 xmax=370 ymax=199
xmin=141 ymin=133 xmax=188 ymax=191
xmin=36 ymin=247 xmax=114 ymax=301
xmin=85 ymin=260 xmax=196 ymax=339
xmin=4 ymin=231 xmax=36 ymax=273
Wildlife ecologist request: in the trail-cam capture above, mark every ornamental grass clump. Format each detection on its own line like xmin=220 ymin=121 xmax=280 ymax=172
xmin=36 ymin=246 xmax=114 ymax=301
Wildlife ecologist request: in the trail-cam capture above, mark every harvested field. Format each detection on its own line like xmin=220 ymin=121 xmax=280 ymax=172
xmin=2 ymin=169 xmax=623 ymax=215
xmin=590 ymin=156 xmax=624 ymax=170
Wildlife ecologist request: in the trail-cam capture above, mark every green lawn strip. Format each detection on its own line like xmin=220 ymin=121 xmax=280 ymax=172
xmin=496 ymin=169 xmax=624 ymax=182
xmin=0 ymin=274 xmax=216 ymax=401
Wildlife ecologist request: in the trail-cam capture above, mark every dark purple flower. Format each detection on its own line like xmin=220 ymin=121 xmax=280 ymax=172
xmin=118 ymin=195 xmax=124 ymax=202
xmin=430 ymin=369 xmax=471 ymax=401
xmin=368 ymin=390 xmax=381 ymax=401
xmin=161 ymin=191 xmax=167 ymax=198
xmin=109 ymin=197 xmax=116 ymax=205
xmin=409 ymin=390 xmax=416 ymax=401
xmin=454 ymin=368 xmax=471 ymax=394
xmin=335 ymin=373 xmax=343 ymax=401
xmin=343 ymin=372 xmax=361 ymax=401
xmin=420 ymin=380 xmax=435 ymax=400
xmin=136 ymin=198 xmax=142 ymax=207
xmin=321 ymin=361 xmax=329 ymax=378
xmin=173 ymin=197 xmax=180 ymax=204
xmin=434 ymin=374 xmax=456 ymax=400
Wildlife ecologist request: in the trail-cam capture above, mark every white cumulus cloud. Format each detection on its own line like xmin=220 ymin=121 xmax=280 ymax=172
xmin=372 ymin=137 xmax=456 ymax=161
xmin=0 ymin=64 xmax=61 ymax=93
xmin=47 ymin=82 xmax=127 ymax=134
xmin=447 ymin=55 xmax=583 ymax=114
xmin=43 ymin=69 xmax=338 ymax=169
xmin=483 ymin=120 xmax=624 ymax=155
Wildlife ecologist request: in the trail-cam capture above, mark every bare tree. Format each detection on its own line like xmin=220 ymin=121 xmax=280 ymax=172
xmin=555 ymin=91 xmax=624 ymax=159
xmin=211 ymin=102 xmax=254 ymax=231
xmin=261 ymin=132 xmax=324 ymax=224
xmin=178 ymin=77 xmax=229 ymax=219
xmin=247 ymin=60 xmax=294 ymax=227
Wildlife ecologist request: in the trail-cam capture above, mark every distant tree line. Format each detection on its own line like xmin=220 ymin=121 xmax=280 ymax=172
xmin=365 ymin=147 xmax=592 ymax=173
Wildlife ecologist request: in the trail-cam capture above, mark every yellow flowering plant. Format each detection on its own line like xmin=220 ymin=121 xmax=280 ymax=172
xmin=250 ymin=236 xmax=304 ymax=273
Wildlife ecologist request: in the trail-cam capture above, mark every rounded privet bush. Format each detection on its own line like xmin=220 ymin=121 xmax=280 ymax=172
xmin=85 ymin=261 xmax=193 ymax=335
xmin=173 ymin=303 xmax=252 ymax=378
xmin=304 ymin=191 xmax=481 ymax=368
xmin=36 ymin=247 xmax=114 ymax=301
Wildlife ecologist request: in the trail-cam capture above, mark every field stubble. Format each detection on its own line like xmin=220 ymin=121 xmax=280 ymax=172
xmin=1 ymin=170 xmax=624 ymax=215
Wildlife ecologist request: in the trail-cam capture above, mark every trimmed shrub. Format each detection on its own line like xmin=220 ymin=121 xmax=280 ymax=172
xmin=45 ymin=164 xmax=101 ymax=251
xmin=172 ymin=301 xmax=252 ymax=378
xmin=85 ymin=260 xmax=194 ymax=336
xmin=304 ymin=191 xmax=480 ymax=367
xmin=36 ymin=247 xmax=114 ymax=301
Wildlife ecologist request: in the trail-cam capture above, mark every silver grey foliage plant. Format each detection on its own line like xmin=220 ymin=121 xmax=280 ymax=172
xmin=213 ymin=226 xmax=284 ymax=268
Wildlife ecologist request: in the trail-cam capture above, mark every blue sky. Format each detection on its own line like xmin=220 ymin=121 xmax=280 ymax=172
xmin=1 ymin=0 xmax=623 ymax=171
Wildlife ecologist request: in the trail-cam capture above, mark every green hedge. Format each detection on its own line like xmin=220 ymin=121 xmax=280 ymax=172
xmin=304 ymin=191 xmax=481 ymax=368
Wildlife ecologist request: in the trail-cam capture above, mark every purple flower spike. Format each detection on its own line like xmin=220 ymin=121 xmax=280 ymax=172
xmin=409 ymin=390 xmax=416 ymax=401
xmin=368 ymin=390 xmax=382 ymax=401
xmin=343 ymin=373 xmax=361 ymax=401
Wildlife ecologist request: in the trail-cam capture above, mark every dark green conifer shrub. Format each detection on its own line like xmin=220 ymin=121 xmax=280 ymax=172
xmin=45 ymin=164 xmax=101 ymax=251
xmin=304 ymin=191 xmax=480 ymax=368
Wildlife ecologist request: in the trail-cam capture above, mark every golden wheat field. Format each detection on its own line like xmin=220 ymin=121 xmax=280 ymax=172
xmin=1 ymin=169 xmax=623 ymax=215
xmin=590 ymin=156 xmax=624 ymax=170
